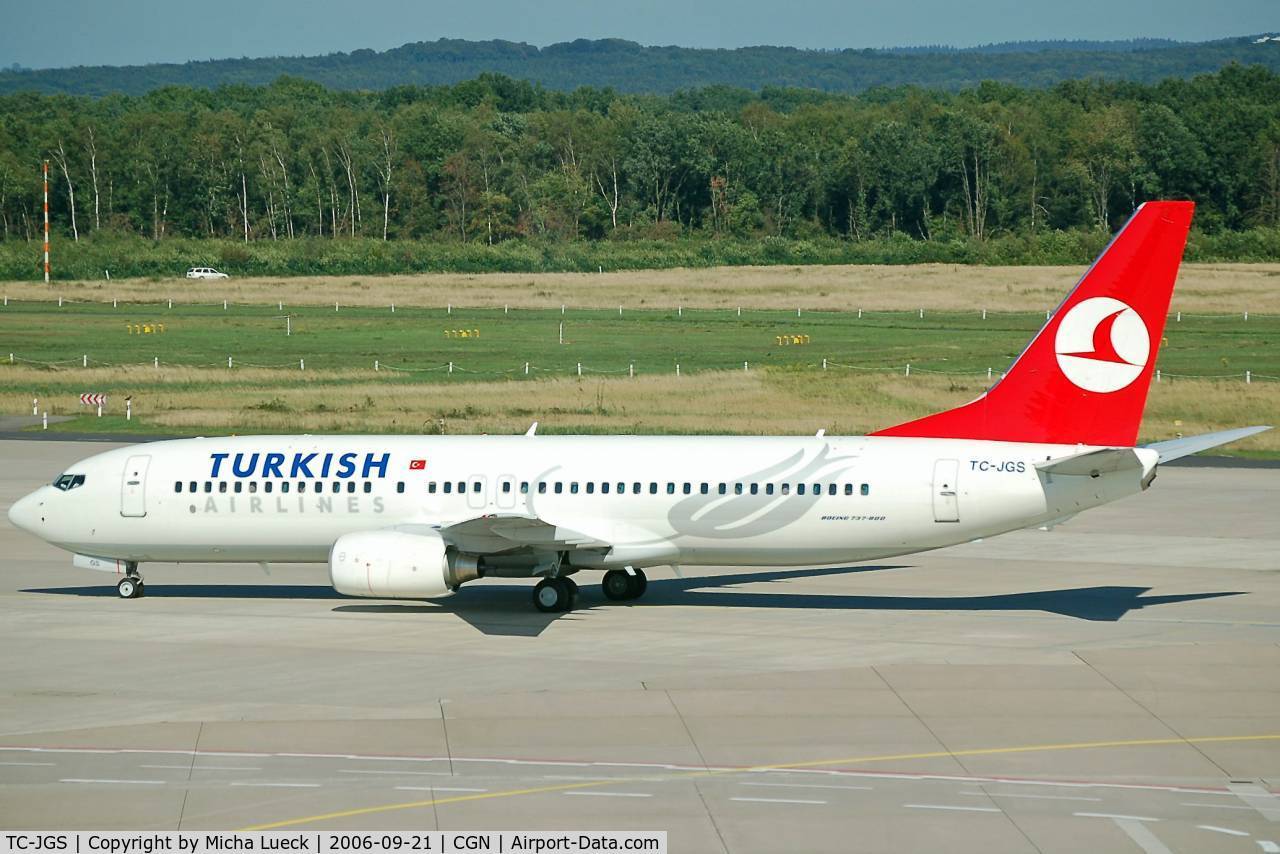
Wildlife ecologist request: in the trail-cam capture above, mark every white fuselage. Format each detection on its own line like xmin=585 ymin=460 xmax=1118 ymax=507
xmin=9 ymin=434 xmax=1157 ymax=572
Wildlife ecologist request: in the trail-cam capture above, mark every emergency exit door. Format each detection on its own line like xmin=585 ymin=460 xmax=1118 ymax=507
xmin=120 ymin=454 xmax=151 ymax=517
xmin=932 ymin=459 xmax=959 ymax=523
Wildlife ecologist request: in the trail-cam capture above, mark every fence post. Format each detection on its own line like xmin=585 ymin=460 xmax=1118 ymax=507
xmin=797 ymin=307 xmax=801 ymax=317
xmin=629 ymin=362 xmax=634 ymax=378
xmin=448 ymin=361 xmax=453 ymax=375
xmin=982 ymin=308 xmax=987 ymax=320
xmin=448 ymin=303 xmax=452 ymax=314
xmin=1246 ymin=370 xmax=1252 ymax=384
xmin=227 ymin=356 xmax=232 ymax=368
xmin=278 ymin=301 xmax=282 ymax=311
xmin=919 ymin=308 xmax=923 ymax=319
xmin=1244 ymin=311 xmax=1249 ymax=322
xmin=744 ymin=361 xmax=749 ymax=372
xmin=905 ymin=364 xmax=911 ymax=377
xmin=126 ymin=399 xmax=131 ymax=421
xmin=561 ymin=304 xmax=565 ymax=315
xmin=822 ymin=358 xmax=827 ymax=370
xmin=505 ymin=304 xmax=509 ymax=315
xmin=525 ymin=362 xmax=530 ymax=376
xmin=577 ymin=362 xmax=582 ymax=377
xmin=154 ymin=356 xmax=158 ymax=369
xmin=223 ymin=299 xmax=228 ymax=310
xmin=737 ymin=306 xmax=741 ymax=317
xmin=619 ymin=305 xmax=623 ymax=316
xmin=58 ymin=296 xmax=63 ymax=307
xmin=300 ymin=358 xmax=305 ymax=371
xmin=676 ymin=363 xmax=681 ymax=377
xmin=32 ymin=397 xmax=37 ymax=415
xmin=857 ymin=308 xmax=862 ymax=319
xmin=42 ymin=411 xmax=47 ymax=430
xmin=96 ymin=402 xmax=102 ymax=418
xmin=390 ymin=303 xmax=395 ymax=313
xmin=335 ymin=301 xmax=339 ymax=312
xmin=375 ymin=359 xmax=380 ymax=372
xmin=112 ymin=298 xmax=117 ymax=308
xmin=1046 ymin=309 xmax=1050 ymax=320
xmin=168 ymin=299 xmax=172 ymax=309
xmin=82 ymin=354 xmax=87 ymax=367
xmin=1176 ymin=311 xmax=1181 ymax=322
xmin=678 ymin=305 xmax=682 ymax=317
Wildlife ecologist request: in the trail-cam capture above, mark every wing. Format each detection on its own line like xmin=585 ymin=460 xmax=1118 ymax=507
xmin=1142 ymin=426 xmax=1271 ymax=464
xmin=435 ymin=513 xmax=612 ymax=554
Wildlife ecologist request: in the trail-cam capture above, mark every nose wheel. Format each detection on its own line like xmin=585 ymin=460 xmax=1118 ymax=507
xmin=117 ymin=576 xmax=145 ymax=599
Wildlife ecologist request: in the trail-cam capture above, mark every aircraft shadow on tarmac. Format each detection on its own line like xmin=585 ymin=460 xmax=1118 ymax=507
xmin=24 ymin=563 xmax=1245 ymax=638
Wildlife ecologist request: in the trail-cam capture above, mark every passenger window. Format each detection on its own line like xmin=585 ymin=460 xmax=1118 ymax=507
xmin=585 ymin=482 xmax=594 ymax=494
xmin=571 ymin=482 xmax=579 ymax=494
xmin=444 ymin=482 xmax=452 ymax=494
xmin=699 ymin=483 xmax=708 ymax=495
xmin=396 ymin=481 xmax=404 ymax=494
xmin=249 ymin=482 xmax=258 ymax=493
xmin=520 ymin=482 xmax=529 ymax=494
xmin=844 ymin=483 xmax=853 ymax=495
xmin=861 ymin=483 xmax=870 ymax=496
xmin=718 ymin=483 xmax=727 ymax=495
xmin=828 ymin=483 xmax=836 ymax=496
xmin=617 ymin=482 xmax=625 ymax=493
xmin=298 ymin=482 xmax=306 ymax=493
xmin=347 ymin=482 xmax=356 ymax=493
xmin=234 ymin=482 xmax=243 ymax=494
xmin=682 ymin=483 xmax=691 ymax=494
xmin=555 ymin=482 xmax=563 ymax=494
xmin=331 ymin=482 xmax=340 ymax=494
xmin=501 ymin=481 xmax=511 ymax=493
xmin=782 ymin=484 xmax=791 ymax=495
xmin=429 ymin=482 xmax=437 ymax=493
xmin=281 ymin=482 xmax=291 ymax=494
xmin=813 ymin=482 xmax=821 ymax=495
xmin=456 ymin=480 xmax=465 ymax=493
xmin=364 ymin=482 xmax=372 ymax=493
xmin=538 ymin=482 xmax=547 ymax=494
xmin=264 ymin=481 xmax=273 ymax=493
xmin=472 ymin=481 xmax=481 ymax=493
xmin=600 ymin=482 xmax=609 ymax=494
xmin=649 ymin=483 xmax=657 ymax=494
xmin=189 ymin=481 xmax=197 ymax=492
xmin=174 ymin=481 xmax=181 ymax=493
xmin=666 ymin=483 xmax=675 ymax=494
xmin=797 ymin=484 xmax=806 ymax=496
xmin=766 ymin=484 xmax=775 ymax=495
xmin=751 ymin=483 xmax=759 ymax=495
xmin=734 ymin=483 xmax=743 ymax=495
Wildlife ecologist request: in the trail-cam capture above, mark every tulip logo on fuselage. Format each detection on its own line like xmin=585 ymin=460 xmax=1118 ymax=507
xmin=1053 ymin=297 xmax=1150 ymax=393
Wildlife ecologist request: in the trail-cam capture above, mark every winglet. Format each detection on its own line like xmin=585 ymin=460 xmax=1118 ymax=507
xmin=525 ymin=421 xmax=538 ymax=437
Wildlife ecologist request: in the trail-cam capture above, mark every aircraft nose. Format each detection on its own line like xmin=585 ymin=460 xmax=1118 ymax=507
xmin=7 ymin=491 xmax=44 ymax=535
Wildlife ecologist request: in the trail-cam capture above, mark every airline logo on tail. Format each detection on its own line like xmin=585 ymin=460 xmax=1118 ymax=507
xmin=1053 ymin=297 xmax=1150 ymax=393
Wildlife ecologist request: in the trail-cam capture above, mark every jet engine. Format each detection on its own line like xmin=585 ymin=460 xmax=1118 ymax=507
xmin=329 ymin=530 xmax=480 ymax=598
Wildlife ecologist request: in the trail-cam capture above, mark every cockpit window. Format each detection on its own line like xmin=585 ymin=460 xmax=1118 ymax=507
xmin=52 ymin=474 xmax=86 ymax=491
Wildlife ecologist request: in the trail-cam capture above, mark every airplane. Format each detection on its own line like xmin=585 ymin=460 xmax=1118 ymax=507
xmin=6 ymin=201 xmax=1269 ymax=613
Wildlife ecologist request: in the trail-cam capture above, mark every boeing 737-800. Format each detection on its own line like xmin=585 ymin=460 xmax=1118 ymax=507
xmin=6 ymin=201 xmax=1269 ymax=612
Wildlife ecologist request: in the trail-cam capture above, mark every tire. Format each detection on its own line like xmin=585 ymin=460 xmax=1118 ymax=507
xmin=602 ymin=570 xmax=632 ymax=601
xmin=117 ymin=578 xmax=138 ymax=599
xmin=628 ymin=569 xmax=648 ymax=599
xmin=533 ymin=578 xmax=571 ymax=613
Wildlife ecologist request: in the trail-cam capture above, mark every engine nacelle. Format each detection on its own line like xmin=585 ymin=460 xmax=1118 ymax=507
xmin=329 ymin=530 xmax=479 ymax=599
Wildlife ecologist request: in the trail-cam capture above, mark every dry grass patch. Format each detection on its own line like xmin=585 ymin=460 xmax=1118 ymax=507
xmin=8 ymin=263 xmax=1280 ymax=313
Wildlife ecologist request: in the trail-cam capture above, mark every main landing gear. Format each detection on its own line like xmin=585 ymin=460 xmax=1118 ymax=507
xmin=117 ymin=564 xmax=145 ymax=599
xmin=602 ymin=568 xmax=647 ymax=602
xmin=532 ymin=576 xmax=578 ymax=613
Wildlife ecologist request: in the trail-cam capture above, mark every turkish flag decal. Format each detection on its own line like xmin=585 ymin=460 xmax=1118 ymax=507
xmin=409 ymin=459 xmax=427 ymax=470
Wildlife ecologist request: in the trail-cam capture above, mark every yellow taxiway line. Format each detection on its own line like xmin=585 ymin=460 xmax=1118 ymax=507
xmin=241 ymin=732 xmax=1280 ymax=830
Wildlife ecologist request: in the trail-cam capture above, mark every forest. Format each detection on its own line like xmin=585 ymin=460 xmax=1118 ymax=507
xmin=1 ymin=64 xmax=1279 ymax=278
xmin=4 ymin=35 xmax=1280 ymax=97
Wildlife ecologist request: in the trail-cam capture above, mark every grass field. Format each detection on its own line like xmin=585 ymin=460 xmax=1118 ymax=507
xmin=1 ymin=291 xmax=1276 ymax=456
xmin=5 ymin=261 xmax=1280 ymax=313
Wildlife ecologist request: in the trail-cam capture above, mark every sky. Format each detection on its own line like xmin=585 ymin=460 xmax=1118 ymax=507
xmin=1 ymin=0 xmax=1276 ymax=69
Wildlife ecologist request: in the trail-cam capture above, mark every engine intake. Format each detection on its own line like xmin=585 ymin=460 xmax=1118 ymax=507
xmin=329 ymin=530 xmax=480 ymax=599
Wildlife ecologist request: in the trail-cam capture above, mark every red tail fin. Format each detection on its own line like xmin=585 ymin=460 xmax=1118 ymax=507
xmin=871 ymin=201 xmax=1194 ymax=447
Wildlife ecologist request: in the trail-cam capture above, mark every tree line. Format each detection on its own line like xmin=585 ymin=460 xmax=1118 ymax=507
xmin=1 ymin=65 xmax=1278 ymax=259
xmin=4 ymin=36 xmax=1280 ymax=98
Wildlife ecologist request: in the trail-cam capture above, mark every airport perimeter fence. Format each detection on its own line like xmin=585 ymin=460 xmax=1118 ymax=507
xmin=6 ymin=351 xmax=1279 ymax=386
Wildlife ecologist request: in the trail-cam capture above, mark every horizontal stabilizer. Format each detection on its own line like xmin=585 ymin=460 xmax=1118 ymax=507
xmin=1035 ymin=447 xmax=1143 ymax=477
xmin=1143 ymin=426 xmax=1272 ymax=463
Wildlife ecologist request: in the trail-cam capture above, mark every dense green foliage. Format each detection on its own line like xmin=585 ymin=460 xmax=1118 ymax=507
xmin=2 ymin=65 xmax=1280 ymax=279
xmin=3 ymin=36 xmax=1279 ymax=97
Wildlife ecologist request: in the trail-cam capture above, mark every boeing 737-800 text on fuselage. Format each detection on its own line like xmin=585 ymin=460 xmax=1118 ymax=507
xmin=7 ymin=202 xmax=1269 ymax=612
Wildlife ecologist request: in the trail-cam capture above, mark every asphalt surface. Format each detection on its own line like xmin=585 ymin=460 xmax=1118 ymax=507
xmin=1 ymin=439 xmax=1278 ymax=853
